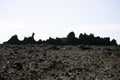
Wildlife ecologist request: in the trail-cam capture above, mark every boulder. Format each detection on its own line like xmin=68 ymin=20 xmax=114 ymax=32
xmin=4 ymin=35 xmax=20 ymax=45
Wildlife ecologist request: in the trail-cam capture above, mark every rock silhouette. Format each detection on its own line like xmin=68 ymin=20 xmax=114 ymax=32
xmin=78 ymin=33 xmax=117 ymax=45
xmin=65 ymin=32 xmax=79 ymax=45
xmin=4 ymin=35 xmax=21 ymax=45
xmin=4 ymin=32 xmax=118 ymax=45
xmin=21 ymin=33 xmax=36 ymax=44
xmin=4 ymin=33 xmax=36 ymax=45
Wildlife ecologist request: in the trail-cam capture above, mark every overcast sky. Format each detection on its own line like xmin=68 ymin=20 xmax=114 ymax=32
xmin=0 ymin=0 xmax=120 ymax=44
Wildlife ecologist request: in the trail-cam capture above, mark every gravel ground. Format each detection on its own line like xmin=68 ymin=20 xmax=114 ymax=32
xmin=0 ymin=44 xmax=120 ymax=80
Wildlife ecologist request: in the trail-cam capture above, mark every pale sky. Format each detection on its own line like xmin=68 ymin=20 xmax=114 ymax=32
xmin=0 ymin=0 xmax=120 ymax=44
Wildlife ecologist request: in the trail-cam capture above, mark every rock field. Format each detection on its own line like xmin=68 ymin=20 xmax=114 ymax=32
xmin=0 ymin=44 xmax=120 ymax=80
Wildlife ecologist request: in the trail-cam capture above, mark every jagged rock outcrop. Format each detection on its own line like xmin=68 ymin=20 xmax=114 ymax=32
xmin=4 ymin=35 xmax=21 ymax=45
xmin=110 ymin=39 xmax=117 ymax=45
xmin=4 ymin=32 xmax=118 ymax=45
xmin=21 ymin=33 xmax=36 ymax=44
xmin=78 ymin=33 xmax=117 ymax=45
xmin=4 ymin=33 xmax=36 ymax=45
xmin=65 ymin=32 xmax=79 ymax=45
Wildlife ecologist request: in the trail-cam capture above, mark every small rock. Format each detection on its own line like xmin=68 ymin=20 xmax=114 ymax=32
xmin=13 ymin=62 xmax=23 ymax=70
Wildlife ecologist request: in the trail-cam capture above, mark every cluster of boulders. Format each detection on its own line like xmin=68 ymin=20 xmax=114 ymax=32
xmin=4 ymin=32 xmax=118 ymax=45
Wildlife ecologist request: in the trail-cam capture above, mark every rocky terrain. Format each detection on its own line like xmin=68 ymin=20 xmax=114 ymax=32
xmin=0 ymin=44 xmax=120 ymax=80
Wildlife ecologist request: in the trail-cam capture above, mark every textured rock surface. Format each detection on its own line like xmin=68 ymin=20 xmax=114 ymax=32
xmin=0 ymin=44 xmax=120 ymax=80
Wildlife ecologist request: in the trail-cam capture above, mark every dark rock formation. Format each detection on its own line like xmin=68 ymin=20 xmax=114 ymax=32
xmin=13 ymin=62 xmax=23 ymax=70
xmin=4 ymin=35 xmax=20 ymax=45
xmin=4 ymin=33 xmax=36 ymax=45
xmin=65 ymin=32 xmax=79 ymax=45
xmin=46 ymin=37 xmax=56 ymax=45
xmin=37 ymin=39 xmax=43 ymax=44
xmin=46 ymin=37 xmax=62 ymax=45
xmin=4 ymin=32 xmax=118 ymax=45
xmin=21 ymin=33 xmax=36 ymax=44
xmin=78 ymin=33 xmax=117 ymax=45
xmin=110 ymin=39 xmax=117 ymax=45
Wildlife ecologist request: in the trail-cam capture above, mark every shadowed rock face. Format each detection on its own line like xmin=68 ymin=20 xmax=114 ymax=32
xmin=4 ymin=35 xmax=20 ymax=45
xmin=4 ymin=33 xmax=36 ymax=45
xmin=78 ymin=33 xmax=117 ymax=45
xmin=65 ymin=32 xmax=79 ymax=45
xmin=4 ymin=32 xmax=118 ymax=45
xmin=21 ymin=33 xmax=36 ymax=44
xmin=21 ymin=37 xmax=36 ymax=44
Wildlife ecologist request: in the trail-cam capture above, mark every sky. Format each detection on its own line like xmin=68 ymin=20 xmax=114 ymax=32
xmin=0 ymin=0 xmax=120 ymax=44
